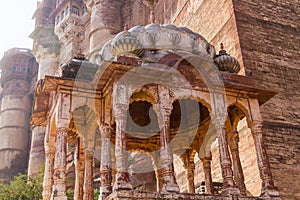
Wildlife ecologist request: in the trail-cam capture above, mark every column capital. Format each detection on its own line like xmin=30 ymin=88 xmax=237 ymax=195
xmin=214 ymin=114 xmax=227 ymax=130
xmin=56 ymin=127 xmax=69 ymax=136
xmin=153 ymin=103 xmax=172 ymax=130
xmin=113 ymin=104 xmax=128 ymax=120
xmin=99 ymin=123 xmax=112 ymax=138
xmin=45 ymin=143 xmax=56 ymax=155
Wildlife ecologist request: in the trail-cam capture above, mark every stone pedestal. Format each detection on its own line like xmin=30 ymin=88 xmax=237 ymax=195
xmin=106 ymin=190 xmax=261 ymax=200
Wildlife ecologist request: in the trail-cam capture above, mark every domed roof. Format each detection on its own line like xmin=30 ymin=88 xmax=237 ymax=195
xmin=97 ymin=24 xmax=216 ymax=62
xmin=111 ymin=31 xmax=144 ymax=57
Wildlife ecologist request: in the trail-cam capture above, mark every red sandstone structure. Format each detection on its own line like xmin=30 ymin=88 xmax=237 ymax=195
xmin=0 ymin=0 xmax=299 ymax=200
xmin=0 ymin=48 xmax=38 ymax=182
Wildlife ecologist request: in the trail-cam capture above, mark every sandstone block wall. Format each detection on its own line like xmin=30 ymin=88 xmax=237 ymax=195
xmin=232 ymin=0 xmax=300 ymax=199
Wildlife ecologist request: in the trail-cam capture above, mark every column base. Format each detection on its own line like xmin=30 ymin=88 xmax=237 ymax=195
xmin=113 ymin=181 xmax=132 ymax=191
xmin=51 ymin=186 xmax=67 ymax=200
xmin=51 ymin=192 xmax=67 ymax=200
xmin=261 ymin=188 xmax=280 ymax=198
xmin=106 ymin=190 xmax=262 ymax=200
xmin=42 ymin=188 xmax=52 ymax=200
xmin=99 ymin=187 xmax=112 ymax=200
xmin=52 ymin=196 xmax=67 ymax=200
xmin=222 ymin=187 xmax=241 ymax=196
xmin=99 ymin=193 xmax=110 ymax=200
xmin=161 ymin=183 xmax=180 ymax=193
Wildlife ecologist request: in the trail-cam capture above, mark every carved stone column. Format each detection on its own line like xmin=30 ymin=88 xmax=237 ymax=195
xmin=185 ymin=161 xmax=195 ymax=193
xmin=181 ymin=152 xmax=195 ymax=193
xmin=216 ymin=117 xmax=240 ymax=195
xmin=157 ymin=87 xmax=179 ymax=193
xmin=151 ymin=152 xmax=163 ymax=192
xmin=74 ymin=138 xmax=84 ymax=200
xmin=250 ymin=120 xmax=279 ymax=197
xmin=99 ymin=125 xmax=112 ymax=199
xmin=228 ymin=131 xmax=247 ymax=196
xmin=42 ymin=142 xmax=56 ymax=200
xmin=83 ymin=150 xmax=94 ymax=200
xmin=200 ymin=153 xmax=214 ymax=195
xmin=113 ymin=104 xmax=132 ymax=190
xmin=51 ymin=127 xmax=68 ymax=200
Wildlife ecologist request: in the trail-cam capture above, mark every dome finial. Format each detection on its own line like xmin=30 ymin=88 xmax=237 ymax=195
xmin=215 ymin=43 xmax=240 ymax=74
xmin=124 ymin=23 xmax=129 ymax=31
xmin=219 ymin=43 xmax=227 ymax=55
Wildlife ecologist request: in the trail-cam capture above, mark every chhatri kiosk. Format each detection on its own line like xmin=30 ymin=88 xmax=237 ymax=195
xmin=32 ymin=24 xmax=279 ymax=200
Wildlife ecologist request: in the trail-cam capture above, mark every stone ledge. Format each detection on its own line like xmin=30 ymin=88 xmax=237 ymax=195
xmin=106 ymin=190 xmax=262 ymax=200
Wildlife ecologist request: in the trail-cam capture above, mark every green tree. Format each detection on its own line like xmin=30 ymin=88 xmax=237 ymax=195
xmin=0 ymin=172 xmax=43 ymax=200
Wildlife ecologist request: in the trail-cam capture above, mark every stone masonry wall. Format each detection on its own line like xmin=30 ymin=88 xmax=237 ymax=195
xmin=232 ymin=0 xmax=300 ymax=199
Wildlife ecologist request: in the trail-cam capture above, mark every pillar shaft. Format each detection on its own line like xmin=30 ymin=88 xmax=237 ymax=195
xmin=156 ymin=86 xmax=179 ymax=193
xmin=152 ymin=152 xmax=163 ymax=192
xmin=51 ymin=127 xmax=68 ymax=200
xmin=201 ymin=155 xmax=214 ymax=195
xmin=186 ymin=163 xmax=195 ymax=193
xmin=83 ymin=150 xmax=94 ymax=200
xmin=113 ymin=105 xmax=132 ymax=190
xmin=74 ymin=138 xmax=84 ymax=200
xmin=251 ymin=120 xmax=279 ymax=197
xmin=159 ymin=109 xmax=179 ymax=193
xmin=182 ymin=152 xmax=195 ymax=193
xmin=42 ymin=143 xmax=55 ymax=200
xmin=228 ymin=131 xmax=247 ymax=196
xmin=99 ymin=125 xmax=112 ymax=199
xmin=216 ymin=124 xmax=240 ymax=195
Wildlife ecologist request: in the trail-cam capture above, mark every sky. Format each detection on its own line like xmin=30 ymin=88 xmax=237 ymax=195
xmin=0 ymin=0 xmax=38 ymax=58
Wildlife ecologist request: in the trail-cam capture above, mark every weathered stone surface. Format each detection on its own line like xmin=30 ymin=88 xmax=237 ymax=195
xmin=106 ymin=190 xmax=261 ymax=200
xmin=232 ymin=1 xmax=300 ymax=199
xmin=0 ymin=48 xmax=38 ymax=182
xmin=22 ymin=0 xmax=300 ymax=200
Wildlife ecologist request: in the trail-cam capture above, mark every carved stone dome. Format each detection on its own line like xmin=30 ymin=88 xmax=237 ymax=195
xmin=214 ymin=44 xmax=240 ymax=74
xmin=111 ymin=31 xmax=144 ymax=57
xmin=97 ymin=24 xmax=216 ymax=62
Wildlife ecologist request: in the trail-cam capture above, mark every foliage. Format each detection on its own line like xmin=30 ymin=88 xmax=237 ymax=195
xmin=0 ymin=171 xmax=43 ymax=200
xmin=66 ymin=189 xmax=74 ymax=200
xmin=94 ymin=188 xmax=100 ymax=200
xmin=0 ymin=167 xmax=101 ymax=200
